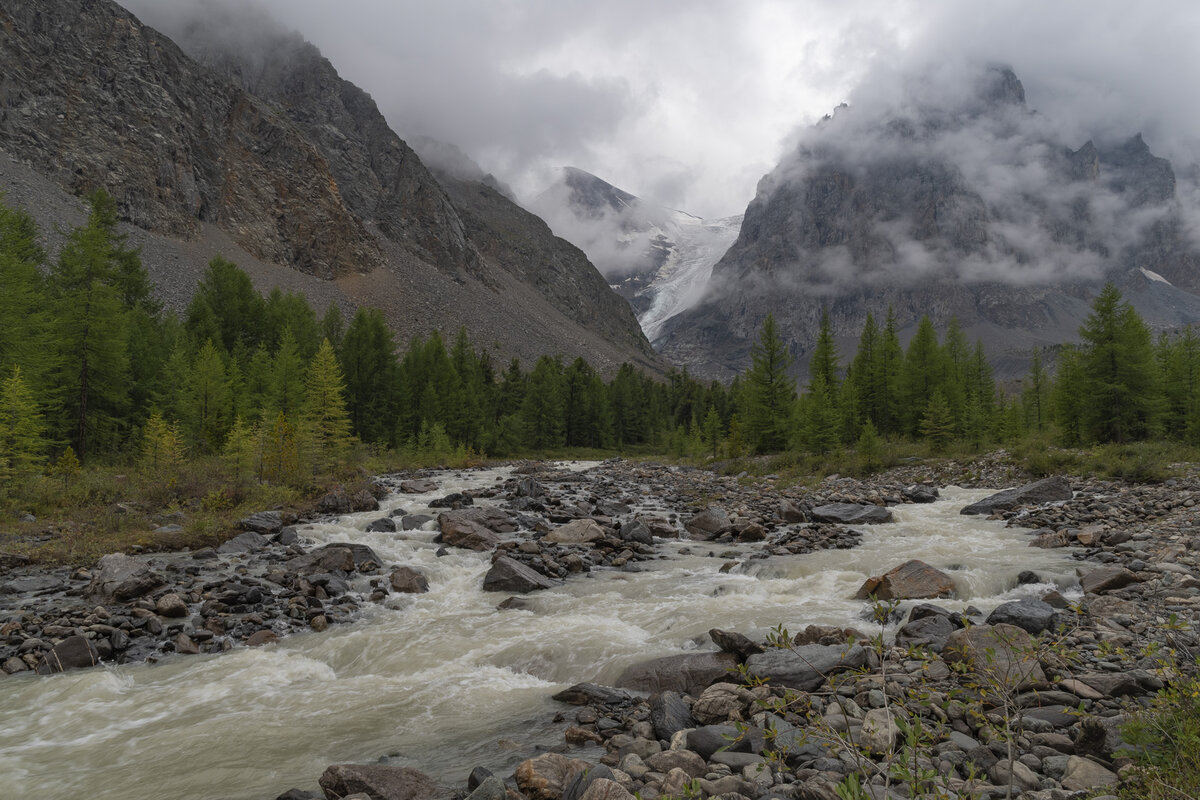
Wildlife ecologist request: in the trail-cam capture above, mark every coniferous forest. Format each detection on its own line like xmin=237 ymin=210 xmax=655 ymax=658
xmin=2 ymin=189 xmax=1198 ymax=495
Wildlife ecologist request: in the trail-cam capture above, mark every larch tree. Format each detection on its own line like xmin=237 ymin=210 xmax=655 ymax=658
xmin=0 ymin=367 xmax=46 ymax=488
xmin=302 ymin=339 xmax=353 ymax=474
xmin=743 ymin=314 xmax=796 ymax=452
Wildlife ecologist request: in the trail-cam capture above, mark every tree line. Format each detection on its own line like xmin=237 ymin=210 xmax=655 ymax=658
xmin=2 ymin=188 xmax=1196 ymax=490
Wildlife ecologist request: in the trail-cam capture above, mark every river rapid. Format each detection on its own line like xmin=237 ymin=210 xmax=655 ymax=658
xmin=0 ymin=463 xmax=1082 ymax=800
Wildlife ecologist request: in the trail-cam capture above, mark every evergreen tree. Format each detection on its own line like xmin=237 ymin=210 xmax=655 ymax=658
xmin=222 ymin=416 xmax=259 ymax=485
xmin=1050 ymin=345 xmax=1086 ymax=445
xmin=180 ymin=340 xmax=233 ymax=453
xmin=320 ymin=304 xmax=345 ymax=355
xmin=303 ymin=339 xmax=354 ymax=473
xmin=141 ymin=412 xmax=184 ymax=472
xmin=1077 ymin=284 xmax=1161 ymax=443
xmin=901 ymin=316 xmax=942 ymax=436
xmin=919 ymin=390 xmax=955 ymax=450
xmin=0 ymin=198 xmax=49 ymax=386
xmin=1021 ymin=346 xmax=1050 ymax=432
xmin=856 ymin=419 xmax=882 ymax=472
xmin=0 ymin=367 xmax=46 ymax=488
xmin=267 ymin=328 xmax=306 ymax=419
xmin=46 ymin=192 xmax=133 ymax=459
xmin=185 ymin=256 xmax=265 ymax=353
xmin=701 ymin=406 xmax=723 ymax=457
xmin=743 ymin=314 xmax=796 ymax=452
xmin=520 ymin=355 xmax=566 ymax=449
xmin=261 ymin=412 xmax=302 ymax=486
xmin=263 ymin=288 xmax=321 ymax=359
xmin=809 ymin=307 xmax=840 ymax=391
xmin=341 ymin=308 xmax=399 ymax=444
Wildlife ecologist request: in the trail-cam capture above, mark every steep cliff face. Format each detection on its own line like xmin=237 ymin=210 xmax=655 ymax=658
xmin=0 ymin=0 xmax=660 ymax=373
xmin=0 ymin=0 xmax=378 ymax=278
xmin=657 ymin=66 xmax=1200 ymax=379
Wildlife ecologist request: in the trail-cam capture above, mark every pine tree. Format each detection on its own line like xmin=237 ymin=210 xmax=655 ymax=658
xmin=743 ymin=314 xmax=796 ymax=452
xmin=222 ymin=416 xmax=259 ymax=485
xmin=1021 ymin=346 xmax=1050 ymax=432
xmin=919 ymin=390 xmax=955 ymax=450
xmin=341 ymin=307 xmax=399 ymax=443
xmin=901 ymin=316 xmax=942 ymax=436
xmin=701 ymin=406 xmax=723 ymax=457
xmin=180 ymin=340 xmax=233 ymax=453
xmin=521 ymin=355 xmax=566 ymax=449
xmin=1078 ymin=284 xmax=1161 ymax=443
xmin=46 ymin=191 xmax=133 ymax=459
xmin=267 ymin=328 xmax=306 ymax=419
xmin=185 ymin=256 xmax=265 ymax=353
xmin=49 ymin=446 xmax=80 ymax=490
xmin=0 ymin=198 xmax=49 ymax=387
xmin=320 ymin=304 xmax=345 ymax=355
xmin=856 ymin=419 xmax=882 ymax=473
xmin=0 ymin=367 xmax=46 ymax=488
xmin=141 ymin=412 xmax=184 ymax=472
xmin=303 ymin=339 xmax=354 ymax=474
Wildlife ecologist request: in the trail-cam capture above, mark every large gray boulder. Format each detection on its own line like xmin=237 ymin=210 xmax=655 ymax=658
xmin=811 ymin=503 xmax=893 ymax=525
xmin=318 ymin=764 xmax=439 ymax=800
xmin=544 ymin=519 xmax=605 ymax=545
xmin=238 ymin=510 xmax=283 ymax=534
xmin=856 ymin=560 xmax=955 ymax=600
xmin=986 ymin=598 xmax=1061 ymax=634
xmin=436 ymin=515 xmax=502 ymax=551
xmin=35 ymin=635 xmax=100 ymax=674
xmin=649 ymin=691 xmax=696 ymax=740
xmin=88 ymin=553 xmax=164 ymax=603
xmin=744 ymin=644 xmax=868 ymax=691
xmin=483 ymin=557 xmax=557 ymax=593
xmin=287 ymin=543 xmax=382 ymax=575
xmin=685 ymin=506 xmax=731 ymax=539
xmin=960 ymin=476 xmax=1072 ymax=515
xmin=943 ymin=623 xmax=1045 ymax=688
xmin=616 ymin=651 xmax=739 ymax=696
xmin=1080 ymin=566 xmax=1139 ymax=594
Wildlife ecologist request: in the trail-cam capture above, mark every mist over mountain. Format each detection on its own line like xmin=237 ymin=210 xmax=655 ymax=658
xmin=0 ymin=0 xmax=659 ymax=374
xmin=656 ymin=64 xmax=1200 ymax=380
xmin=531 ymin=168 xmax=742 ymax=343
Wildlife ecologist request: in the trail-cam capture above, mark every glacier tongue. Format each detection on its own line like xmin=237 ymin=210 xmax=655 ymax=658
xmin=640 ymin=211 xmax=742 ymax=343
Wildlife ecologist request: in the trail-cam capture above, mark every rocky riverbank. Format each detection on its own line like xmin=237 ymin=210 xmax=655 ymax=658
xmin=4 ymin=457 xmax=1199 ymax=800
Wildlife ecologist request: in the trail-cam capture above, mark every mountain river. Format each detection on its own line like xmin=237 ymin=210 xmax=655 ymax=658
xmin=0 ymin=463 xmax=1082 ymax=800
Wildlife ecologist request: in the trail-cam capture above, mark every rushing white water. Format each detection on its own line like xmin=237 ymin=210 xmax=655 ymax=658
xmin=0 ymin=467 xmax=1080 ymax=800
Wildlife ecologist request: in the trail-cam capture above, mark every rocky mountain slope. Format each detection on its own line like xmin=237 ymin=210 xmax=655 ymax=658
xmin=531 ymin=168 xmax=742 ymax=343
xmin=0 ymin=0 xmax=660 ymax=374
xmin=655 ymin=66 xmax=1200 ymax=380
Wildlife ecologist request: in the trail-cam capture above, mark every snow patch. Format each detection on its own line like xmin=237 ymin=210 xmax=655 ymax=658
xmin=1140 ymin=267 xmax=1172 ymax=285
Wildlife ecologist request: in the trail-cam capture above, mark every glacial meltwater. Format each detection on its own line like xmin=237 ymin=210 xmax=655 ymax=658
xmin=0 ymin=464 xmax=1082 ymax=800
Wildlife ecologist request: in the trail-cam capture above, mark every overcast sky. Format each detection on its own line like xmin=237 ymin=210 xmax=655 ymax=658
xmin=123 ymin=0 xmax=1200 ymax=220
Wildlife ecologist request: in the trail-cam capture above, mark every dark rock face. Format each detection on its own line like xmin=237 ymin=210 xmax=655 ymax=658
xmin=655 ymin=63 xmax=1200 ymax=381
xmin=648 ymin=691 xmax=696 ymax=740
xmin=0 ymin=0 xmax=661 ymax=377
xmin=960 ymin=476 xmax=1073 ymax=515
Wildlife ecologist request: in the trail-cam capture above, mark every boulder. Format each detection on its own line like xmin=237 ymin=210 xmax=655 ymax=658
xmin=578 ymin=778 xmax=634 ymax=800
xmin=88 ymin=553 xmax=165 ymax=603
xmin=645 ymin=749 xmax=707 ymax=778
xmin=437 ymin=507 xmax=519 ymax=533
xmin=34 ymin=635 xmax=99 ymax=674
xmin=685 ymin=724 xmax=764 ymax=760
xmin=465 ymin=777 xmax=507 ymax=800
xmin=0 ymin=575 xmax=64 ymax=594
xmin=245 ymin=629 xmax=278 ymax=647
xmin=709 ymin=628 xmax=764 ymax=659
xmin=943 ymin=623 xmax=1045 ymax=688
xmin=389 ymin=567 xmax=429 ymax=594
xmin=901 ymin=485 xmax=939 ymax=504
xmin=649 ymin=691 xmax=695 ymax=740
xmin=811 ymin=503 xmax=893 ymax=525
xmin=544 ymin=519 xmax=606 ymax=545
xmin=288 ymin=544 xmax=379 ymax=575
xmin=685 ymin=506 xmax=731 ymax=539
xmin=986 ymin=598 xmax=1060 ymax=634
xmin=217 ymin=531 xmax=268 ymax=554
xmin=514 ymin=753 xmax=589 ymax=800
xmin=561 ymin=766 xmax=616 ymax=800
xmin=317 ymin=488 xmax=353 ymax=514
xmin=399 ymin=479 xmax=439 ymax=494
xmin=436 ymin=516 xmax=501 ymax=551
xmin=959 ymin=476 xmax=1072 ymax=515
xmin=691 ymin=682 xmax=755 ymax=724
xmin=365 ymin=517 xmax=398 ymax=533
xmin=351 ymin=489 xmax=380 ymax=512
xmin=155 ymin=593 xmax=189 ymax=618
xmin=857 ymin=708 xmax=899 ymax=755
xmin=616 ymin=651 xmax=739 ymax=696
xmin=778 ymin=499 xmax=808 ymax=522
xmin=617 ymin=520 xmax=653 ymax=545
xmin=855 ymin=560 xmax=955 ymax=600
xmin=744 ymin=644 xmax=868 ymax=691
xmin=238 ymin=511 xmax=283 ymax=534
xmin=318 ymin=764 xmax=439 ymax=800
xmin=895 ymin=614 xmax=955 ymax=652
xmin=1060 ymin=755 xmax=1118 ymax=791
xmin=1079 ymin=566 xmax=1139 ymax=594
xmin=401 ymin=515 xmax=434 ymax=531
xmin=551 ymin=683 xmax=634 ymax=706
xmin=430 ymin=492 xmax=473 ymax=509
xmin=483 ymin=557 xmax=557 ymax=593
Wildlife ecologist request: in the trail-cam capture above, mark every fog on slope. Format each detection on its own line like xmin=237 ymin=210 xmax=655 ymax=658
xmin=530 ymin=168 xmax=743 ymax=342
xmin=731 ymin=61 xmax=1197 ymax=297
